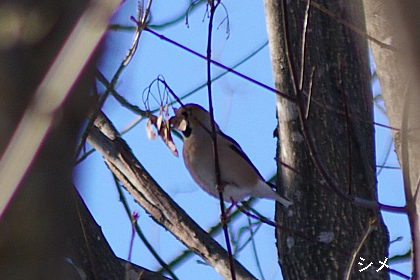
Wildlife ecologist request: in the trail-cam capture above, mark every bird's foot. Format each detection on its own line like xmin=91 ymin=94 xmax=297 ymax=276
xmin=219 ymin=198 xmax=237 ymax=225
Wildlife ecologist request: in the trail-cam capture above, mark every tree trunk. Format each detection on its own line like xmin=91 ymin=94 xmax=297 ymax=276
xmin=364 ymin=1 xmax=420 ymax=276
xmin=264 ymin=0 xmax=389 ymax=279
xmin=0 ymin=1 xmax=165 ymax=279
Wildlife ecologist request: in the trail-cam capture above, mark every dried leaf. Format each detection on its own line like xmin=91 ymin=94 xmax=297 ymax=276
xmin=148 ymin=114 xmax=158 ymax=123
xmin=160 ymin=120 xmax=178 ymax=157
xmin=156 ymin=111 xmax=163 ymax=131
xmin=145 ymin=110 xmax=178 ymax=157
xmin=146 ymin=117 xmax=157 ymax=140
xmin=166 ymin=138 xmax=179 ymax=157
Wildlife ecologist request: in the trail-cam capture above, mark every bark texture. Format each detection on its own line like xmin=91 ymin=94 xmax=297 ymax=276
xmin=264 ymin=0 xmax=389 ymax=279
xmin=364 ymin=0 xmax=420 ymax=276
xmin=87 ymin=112 xmax=258 ymax=280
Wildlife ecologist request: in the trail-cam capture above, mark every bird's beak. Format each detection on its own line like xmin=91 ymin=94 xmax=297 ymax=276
xmin=170 ymin=115 xmax=188 ymax=132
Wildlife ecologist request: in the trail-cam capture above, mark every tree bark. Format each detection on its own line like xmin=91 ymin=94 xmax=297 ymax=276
xmin=0 ymin=1 xmax=165 ymax=279
xmin=87 ymin=111 xmax=258 ymax=280
xmin=264 ymin=0 xmax=389 ymax=279
xmin=364 ymin=1 xmax=420 ymax=277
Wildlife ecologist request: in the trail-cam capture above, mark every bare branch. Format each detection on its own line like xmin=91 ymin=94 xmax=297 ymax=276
xmin=87 ymin=110 xmax=257 ymax=280
xmin=205 ymin=2 xmax=237 ymax=279
xmin=344 ymin=219 xmax=378 ymax=280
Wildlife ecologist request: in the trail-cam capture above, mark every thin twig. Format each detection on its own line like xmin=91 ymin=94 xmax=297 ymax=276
xmin=76 ymin=2 xmax=152 ymax=161
xmin=111 ymin=1 xmax=153 ymax=93
xmin=376 ymin=165 xmax=400 ymax=170
xmin=415 ymin=176 xmax=420 ymax=203
xmin=156 ymin=198 xmax=258 ymax=274
xmin=279 ymin=0 xmax=406 ymax=213
xmin=205 ymin=1 xmax=236 ymax=279
xmin=96 ymin=70 xmax=147 ymax=116
xmin=239 ymin=205 xmax=410 ymax=279
xmin=144 ymin=27 xmax=399 ymax=132
xmin=156 ymin=78 xmax=184 ymax=107
xmin=88 ymin=112 xmax=256 ymax=279
xmin=304 ymin=0 xmax=398 ymax=52
xmin=400 ymin=87 xmax=420 ymax=278
xmin=113 ymin=176 xmax=179 ymax=280
xmin=343 ymin=218 xmax=378 ymax=280
xmin=127 ymin=211 xmax=137 ymax=262
xmin=75 ymin=84 xmax=101 ymax=158
xmin=120 ymin=115 xmax=144 ymax=135
xmin=277 ymin=160 xmax=405 ymax=213
xmin=305 ymin=67 xmax=316 ymax=119
xmin=299 ymin=0 xmax=311 ymax=91
xmin=247 ymin=215 xmax=264 ymax=279
xmin=338 ymin=55 xmax=353 ymax=195
xmin=125 ymin=0 xmax=153 ymax=66
xmin=159 ymin=40 xmax=270 ymax=107
xmin=376 ymin=136 xmax=394 ymax=176
xmin=144 ymin=27 xmax=295 ymax=103
xmin=240 ymin=204 xmax=345 ymax=252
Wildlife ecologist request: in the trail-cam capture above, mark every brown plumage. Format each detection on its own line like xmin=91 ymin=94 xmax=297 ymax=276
xmin=172 ymin=103 xmax=292 ymax=207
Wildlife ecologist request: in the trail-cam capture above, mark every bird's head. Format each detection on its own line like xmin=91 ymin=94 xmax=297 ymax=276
xmin=171 ymin=103 xmax=219 ymax=137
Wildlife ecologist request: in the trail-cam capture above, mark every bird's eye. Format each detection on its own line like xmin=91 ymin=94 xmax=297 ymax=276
xmin=182 ymin=111 xmax=189 ymax=118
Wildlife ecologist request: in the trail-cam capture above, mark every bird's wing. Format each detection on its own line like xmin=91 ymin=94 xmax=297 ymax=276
xmin=217 ymin=131 xmax=265 ymax=180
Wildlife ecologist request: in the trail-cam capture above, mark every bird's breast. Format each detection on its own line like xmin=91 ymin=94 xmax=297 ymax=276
xmin=183 ymin=137 xmax=218 ymax=195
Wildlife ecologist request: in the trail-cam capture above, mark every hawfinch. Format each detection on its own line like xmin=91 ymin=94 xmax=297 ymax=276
xmin=171 ymin=103 xmax=292 ymax=207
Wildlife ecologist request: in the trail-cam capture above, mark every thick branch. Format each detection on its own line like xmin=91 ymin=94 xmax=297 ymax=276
xmin=87 ymin=111 xmax=257 ymax=280
xmin=364 ymin=1 xmax=420 ymax=276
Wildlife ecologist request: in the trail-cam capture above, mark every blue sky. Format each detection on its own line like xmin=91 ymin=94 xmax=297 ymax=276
xmin=74 ymin=1 xmax=411 ymax=279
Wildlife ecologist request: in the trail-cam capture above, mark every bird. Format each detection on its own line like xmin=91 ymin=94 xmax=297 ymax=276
xmin=171 ymin=103 xmax=293 ymax=208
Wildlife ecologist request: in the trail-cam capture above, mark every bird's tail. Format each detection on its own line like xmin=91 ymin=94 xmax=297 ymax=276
xmin=256 ymin=181 xmax=293 ymax=208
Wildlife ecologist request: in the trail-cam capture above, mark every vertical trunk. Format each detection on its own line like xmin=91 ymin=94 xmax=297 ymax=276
xmin=0 ymin=1 xmax=129 ymax=279
xmin=364 ymin=1 xmax=420 ymax=276
xmin=264 ymin=0 xmax=389 ymax=279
